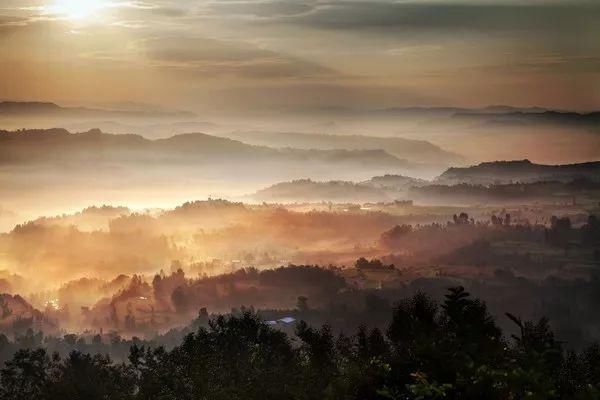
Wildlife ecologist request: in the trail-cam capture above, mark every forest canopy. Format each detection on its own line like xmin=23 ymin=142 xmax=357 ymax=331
xmin=2 ymin=287 xmax=600 ymax=400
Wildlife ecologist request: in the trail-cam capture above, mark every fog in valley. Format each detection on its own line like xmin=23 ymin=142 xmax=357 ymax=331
xmin=0 ymin=103 xmax=599 ymax=349
xmin=0 ymin=0 xmax=599 ymax=398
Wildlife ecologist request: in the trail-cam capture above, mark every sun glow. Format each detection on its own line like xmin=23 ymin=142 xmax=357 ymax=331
xmin=45 ymin=0 xmax=110 ymax=20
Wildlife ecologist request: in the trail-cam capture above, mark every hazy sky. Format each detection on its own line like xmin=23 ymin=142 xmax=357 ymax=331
xmin=1 ymin=0 xmax=599 ymax=112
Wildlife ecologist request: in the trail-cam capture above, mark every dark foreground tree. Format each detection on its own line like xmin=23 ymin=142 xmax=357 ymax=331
xmin=2 ymin=288 xmax=600 ymax=399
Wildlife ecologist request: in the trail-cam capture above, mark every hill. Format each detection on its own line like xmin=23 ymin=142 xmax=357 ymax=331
xmin=0 ymin=128 xmax=417 ymax=182
xmin=226 ymin=131 xmax=463 ymax=166
xmin=0 ymin=294 xmax=56 ymax=334
xmin=252 ymin=174 xmax=427 ymax=203
xmin=252 ymin=179 xmax=394 ymax=203
xmin=252 ymin=171 xmax=600 ymax=205
xmin=408 ymin=180 xmax=600 ymax=206
xmin=0 ymin=101 xmax=195 ymax=119
xmin=452 ymin=110 xmax=600 ymax=128
xmin=361 ymin=174 xmax=428 ymax=190
xmin=63 ymin=120 xmax=221 ymax=139
xmin=436 ymin=160 xmax=600 ymax=185
xmin=0 ymin=128 xmax=405 ymax=165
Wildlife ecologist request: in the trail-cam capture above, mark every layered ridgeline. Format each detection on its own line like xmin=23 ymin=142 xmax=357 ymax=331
xmin=0 ymin=102 xmax=220 ymax=139
xmin=4 ymin=102 xmax=599 ymax=128
xmin=0 ymin=101 xmax=195 ymax=120
xmin=2 ymin=101 xmax=599 ymax=165
xmin=450 ymin=108 xmax=600 ymax=129
xmin=225 ymin=131 xmax=464 ymax=166
xmin=0 ymin=128 xmax=429 ymax=189
xmin=304 ymin=106 xmax=600 ymax=165
xmin=0 ymin=128 xmax=447 ymax=217
xmin=251 ymin=161 xmax=600 ymax=205
xmin=436 ymin=160 xmax=600 ymax=185
xmin=252 ymin=175 xmax=427 ymax=203
xmin=287 ymin=104 xmax=600 ymax=127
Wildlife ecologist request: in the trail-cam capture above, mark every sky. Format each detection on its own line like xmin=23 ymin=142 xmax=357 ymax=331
xmin=1 ymin=0 xmax=599 ymax=113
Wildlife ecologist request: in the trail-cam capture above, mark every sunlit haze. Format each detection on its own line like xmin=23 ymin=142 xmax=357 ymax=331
xmin=43 ymin=0 xmax=111 ymax=20
xmin=0 ymin=0 xmax=598 ymax=111
xmin=0 ymin=2 xmax=599 ymax=395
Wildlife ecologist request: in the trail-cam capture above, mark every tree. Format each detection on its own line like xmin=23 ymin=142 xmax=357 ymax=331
xmin=453 ymin=213 xmax=470 ymax=225
xmin=0 ymin=349 xmax=52 ymax=400
xmin=546 ymin=216 xmax=572 ymax=247
xmin=44 ymin=351 xmax=136 ymax=400
xmin=171 ymin=285 xmax=190 ymax=314
xmin=355 ymin=258 xmax=393 ymax=270
xmin=2 ymin=289 xmax=600 ymax=400
xmin=296 ymin=321 xmax=337 ymax=399
xmin=582 ymin=215 xmax=600 ymax=246
xmin=297 ymin=296 xmax=309 ymax=313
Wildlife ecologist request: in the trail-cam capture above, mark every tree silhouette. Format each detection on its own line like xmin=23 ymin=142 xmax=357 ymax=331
xmin=1 ymin=289 xmax=600 ymax=399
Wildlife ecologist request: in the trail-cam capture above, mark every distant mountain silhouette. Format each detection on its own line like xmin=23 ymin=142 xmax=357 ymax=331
xmin=0 ymin=101 xmax=195 ymax=119
xmin=0 ymin=128 xmax=413 ymax=176
xmin=408 ymin=180 xmax=600 ymax=206
xmin=252 ymin=174 xmax=427 ymax=203
xmin=452 ymin=110 xmax=600 ymax=128
xmin=436 ymin=160 xmax=600 ymax=185
xmin=0 ymin=101 xmax=63 ymax=114
xmin=226 ymin=131 xmax=463 ymax=165
xmin=63 ymin=120 xmax=220 ymax=139
xmin=361 ymin=174 xmax=428 ymax=189
xmin=252 ymin=179 xmax=394 ymax=203
xmin=251 ymin=168 xmax=600 ymax=204
xmin=480 ymin=105 xmax=549 ymax=114
xmin=303 ymin=105 xmax=556 ymax=118
xmin=296 ymin=105 xmax=600 ymax=130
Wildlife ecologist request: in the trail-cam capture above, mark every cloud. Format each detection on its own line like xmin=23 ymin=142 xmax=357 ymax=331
xmin=0 ymin=15 xmax=29 ymax=26
xmin=144 ymin=36 xmax=338 ymax=79
xmin=115 ymin=2 xmax=191 ymax=19
xmin=1 ymin=0 xmax=598 ymax=111
xmin=455 ymin=54 xmax=600 ymax=75
xmin=190 ymin=0 xmax=598 ymax=39
xmin=275 ymin=1 xmax=599 ymax=35
xmin=0 ymin=16 xmax=52 ymax=40
xmin=201 ymin=0 xmax=315 ymax=19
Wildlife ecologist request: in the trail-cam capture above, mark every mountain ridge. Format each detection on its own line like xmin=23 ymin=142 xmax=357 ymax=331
xmin=436 ymin=159 xmax=600 ymax=185
xmin=0 ymin=128 xmax=415 ymax=178
xmin=226 ymin=130 xmax=464 ymax=165
xmin=0 ymin=101 xmax=196 ymax=119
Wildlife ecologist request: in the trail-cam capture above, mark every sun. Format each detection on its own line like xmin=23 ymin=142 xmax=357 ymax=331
xmin=45 ymin=0 xmax=110 ymax=20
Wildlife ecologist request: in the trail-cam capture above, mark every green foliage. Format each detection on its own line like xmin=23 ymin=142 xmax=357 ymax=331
xmin=2 ymin=288 xmax=600 ymax=399
xmin=407 ymin=372 xmax=453 ymax=400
